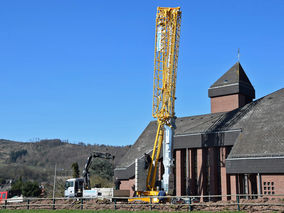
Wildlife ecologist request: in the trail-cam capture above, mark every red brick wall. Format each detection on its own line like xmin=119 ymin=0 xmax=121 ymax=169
xmin=261 ymin=174 xmax=284 ymax=197
xmin=176 ymin=150 xmax=182 ymax=196
xmin=211 ymin=94 xmax=252 ymax=113
xmin=197 ymin=148 xmax=206 ymax=200
xmin=211 ymin=94 xmax=240 ymax=113
xmin=175 ymin=149 xmax=186 ymax=196
xmin=230 ymin=175 xmax=237 ymax=200
xmin=220 ymin=147 xmax=228 ymax=200
xmin=220 ymin=147 xmax=234 ymax=200
xmin=120 ymin=178 xmax=135 ymax=197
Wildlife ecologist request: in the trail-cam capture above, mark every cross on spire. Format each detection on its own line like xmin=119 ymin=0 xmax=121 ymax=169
xmin=238 ymin=48 xmax=240 ymax=62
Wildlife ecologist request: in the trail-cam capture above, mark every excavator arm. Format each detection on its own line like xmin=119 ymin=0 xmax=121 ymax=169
xmin=82 ymin=152 xmax=113 ymax=189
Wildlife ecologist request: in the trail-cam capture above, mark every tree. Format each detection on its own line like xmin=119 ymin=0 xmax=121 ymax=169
xmin=9 ymin=149 xmax=28 ymax=162
xmin=10 ymin=178 xmax=23 ymax=196
xmin=10 ymin=178 xmax=41 ymax=197
xmin=22 ymin=181 xmax=41 ymax=197
xmin=89 ymin=159 xmax=114 ymax=188
xmin=91 ymin=158 xmax=113 ymax=180
xmin=71 ymin=162 xmax=80 ymax=178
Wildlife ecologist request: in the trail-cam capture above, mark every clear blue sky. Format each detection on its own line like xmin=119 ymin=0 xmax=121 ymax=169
xmin=0 ymin=0 xmax=283 ymax=145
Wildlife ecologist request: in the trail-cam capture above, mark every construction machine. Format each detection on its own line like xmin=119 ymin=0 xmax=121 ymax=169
xmin=130 ymin=7 xmax=182 ymax=202
xmin=64 ymin=152 xmax=114 ymax=198
xmin=82 ymin=152 xmax=113 ymax=190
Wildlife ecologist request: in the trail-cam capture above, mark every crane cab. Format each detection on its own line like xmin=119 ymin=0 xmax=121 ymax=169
xmin=64 ymin=178 xmax=84 ymax=197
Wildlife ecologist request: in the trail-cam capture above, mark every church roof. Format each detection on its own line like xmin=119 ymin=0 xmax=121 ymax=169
xmin=208 ymin=62 xmax=255 ymax=98
xmin=226 ymin=88 xmax=284 ymax=173
xmin=228 ymin=88 xmax=284 ymax=159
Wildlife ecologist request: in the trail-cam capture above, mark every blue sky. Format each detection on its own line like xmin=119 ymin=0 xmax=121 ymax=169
xmin=0 ymin=0 xmax=283 ymax=146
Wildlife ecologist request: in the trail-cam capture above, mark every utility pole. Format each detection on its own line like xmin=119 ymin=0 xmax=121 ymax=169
xmin=52 ymin=164 xmax=57 ymax=199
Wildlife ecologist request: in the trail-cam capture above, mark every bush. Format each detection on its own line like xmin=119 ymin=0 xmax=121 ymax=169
xmin=90 ymin=175 xmax=113 ymax=188
xmin=10 ymin=179 xmax=23 ymax=197
xmin=22 ymin=181 xmax=41 ymax=197
xmin=10 ymin=178 xmax=41 ymax=197
xmin=91 ymin=158 xmax=113 ymax=180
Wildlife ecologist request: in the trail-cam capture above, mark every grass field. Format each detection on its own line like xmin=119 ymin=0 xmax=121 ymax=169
xmin=0 ymin=210 xmax=243 ymax=213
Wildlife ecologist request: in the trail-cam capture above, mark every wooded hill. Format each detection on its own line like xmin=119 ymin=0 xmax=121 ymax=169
xmin=0 ymin=139 xmax=130 ymax=184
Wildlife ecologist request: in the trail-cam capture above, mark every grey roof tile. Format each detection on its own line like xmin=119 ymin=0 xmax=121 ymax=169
xmin=116 ymin=88 xmax=284 ymax=171
xmin=228 ymin=88 xmax=284 ymax=158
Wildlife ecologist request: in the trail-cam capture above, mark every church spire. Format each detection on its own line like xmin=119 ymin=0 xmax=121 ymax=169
xmin=208 ymin=62 xmax=255 ymax=113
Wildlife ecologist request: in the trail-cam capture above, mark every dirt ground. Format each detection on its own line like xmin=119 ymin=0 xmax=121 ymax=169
xmin=2 ymin=197 xmax=284 ymax=212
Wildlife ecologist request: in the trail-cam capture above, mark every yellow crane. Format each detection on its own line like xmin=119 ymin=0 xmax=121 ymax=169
xmin=131 ymin=7 xmax=181 ymax=202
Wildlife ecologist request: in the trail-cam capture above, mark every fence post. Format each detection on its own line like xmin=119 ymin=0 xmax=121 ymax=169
xmin=4 ymin=200 xmax=7 ymax=209
xmin=27 ymin=199 xmax=30 ymax=210
xmin=80 ymin=198 xmax=83 ymax=210
xmin=150 ymin=197 xmax=152 ymax=211
xmin=114 ymin=198 xmax=117 ymax=210
xmin=52 ymin=198 xmax=56 ymax=210
xmin=188 ymin=196 xmax=192 ymax=211
xmin=236 ymin=195 xmax=240 ymax=211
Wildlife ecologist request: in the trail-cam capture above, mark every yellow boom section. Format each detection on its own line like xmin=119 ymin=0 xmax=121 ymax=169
xmin=152 ymin=7 xmax=181 ymax=122
xmin=146 ymin=7 xmax=181 ymax=191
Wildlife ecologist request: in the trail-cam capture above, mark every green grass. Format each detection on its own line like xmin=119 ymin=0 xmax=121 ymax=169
xmin=0 ymin=210 xmax=243 ymax=213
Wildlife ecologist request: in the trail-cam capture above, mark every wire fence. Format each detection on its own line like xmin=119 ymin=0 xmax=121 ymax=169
xmin=1 ymin=194 xmax=284 ymax=212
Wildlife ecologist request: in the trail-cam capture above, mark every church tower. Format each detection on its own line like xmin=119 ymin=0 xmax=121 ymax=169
xmin=208 ymin=62 xmax=255 ymax=113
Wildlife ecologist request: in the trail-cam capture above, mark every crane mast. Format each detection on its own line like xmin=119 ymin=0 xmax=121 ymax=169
xmin=146 ymin=7 xmax=181 ymax=193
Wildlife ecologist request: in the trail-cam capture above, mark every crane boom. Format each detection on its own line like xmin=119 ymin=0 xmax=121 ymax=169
xmin=146 ymin=7 xmax=181 ymax=192
xmin=153 ymin=7 xmax=181 ymax=121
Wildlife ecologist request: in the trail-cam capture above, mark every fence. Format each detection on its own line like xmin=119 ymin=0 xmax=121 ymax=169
xmin=1 ymin=194 xmax=284 ymax=212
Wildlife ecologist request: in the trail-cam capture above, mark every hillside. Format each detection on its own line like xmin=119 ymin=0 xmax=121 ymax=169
xmin=0 ymin=139 xmax=130 ymax=183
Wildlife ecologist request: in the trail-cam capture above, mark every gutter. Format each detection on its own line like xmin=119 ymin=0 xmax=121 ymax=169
xmin=227 ymin=156 xmax=284 ymax=161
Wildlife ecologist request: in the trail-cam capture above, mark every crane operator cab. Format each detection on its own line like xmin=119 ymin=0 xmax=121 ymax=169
xmin=64 ymin=178 xmax=84 ymax=197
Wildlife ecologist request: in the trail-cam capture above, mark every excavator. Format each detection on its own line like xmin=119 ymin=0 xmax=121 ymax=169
xmin=82 ymin=152 xmax=113 ymax=190
xmin=64 ymin=152 xmax=113 ymax=198
xmin=129 ymin=7 xmax=182 ymax=203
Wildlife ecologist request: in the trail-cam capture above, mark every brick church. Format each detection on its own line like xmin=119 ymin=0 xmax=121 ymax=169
xmin=114 ymin=62 xmax=284 ymax=200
